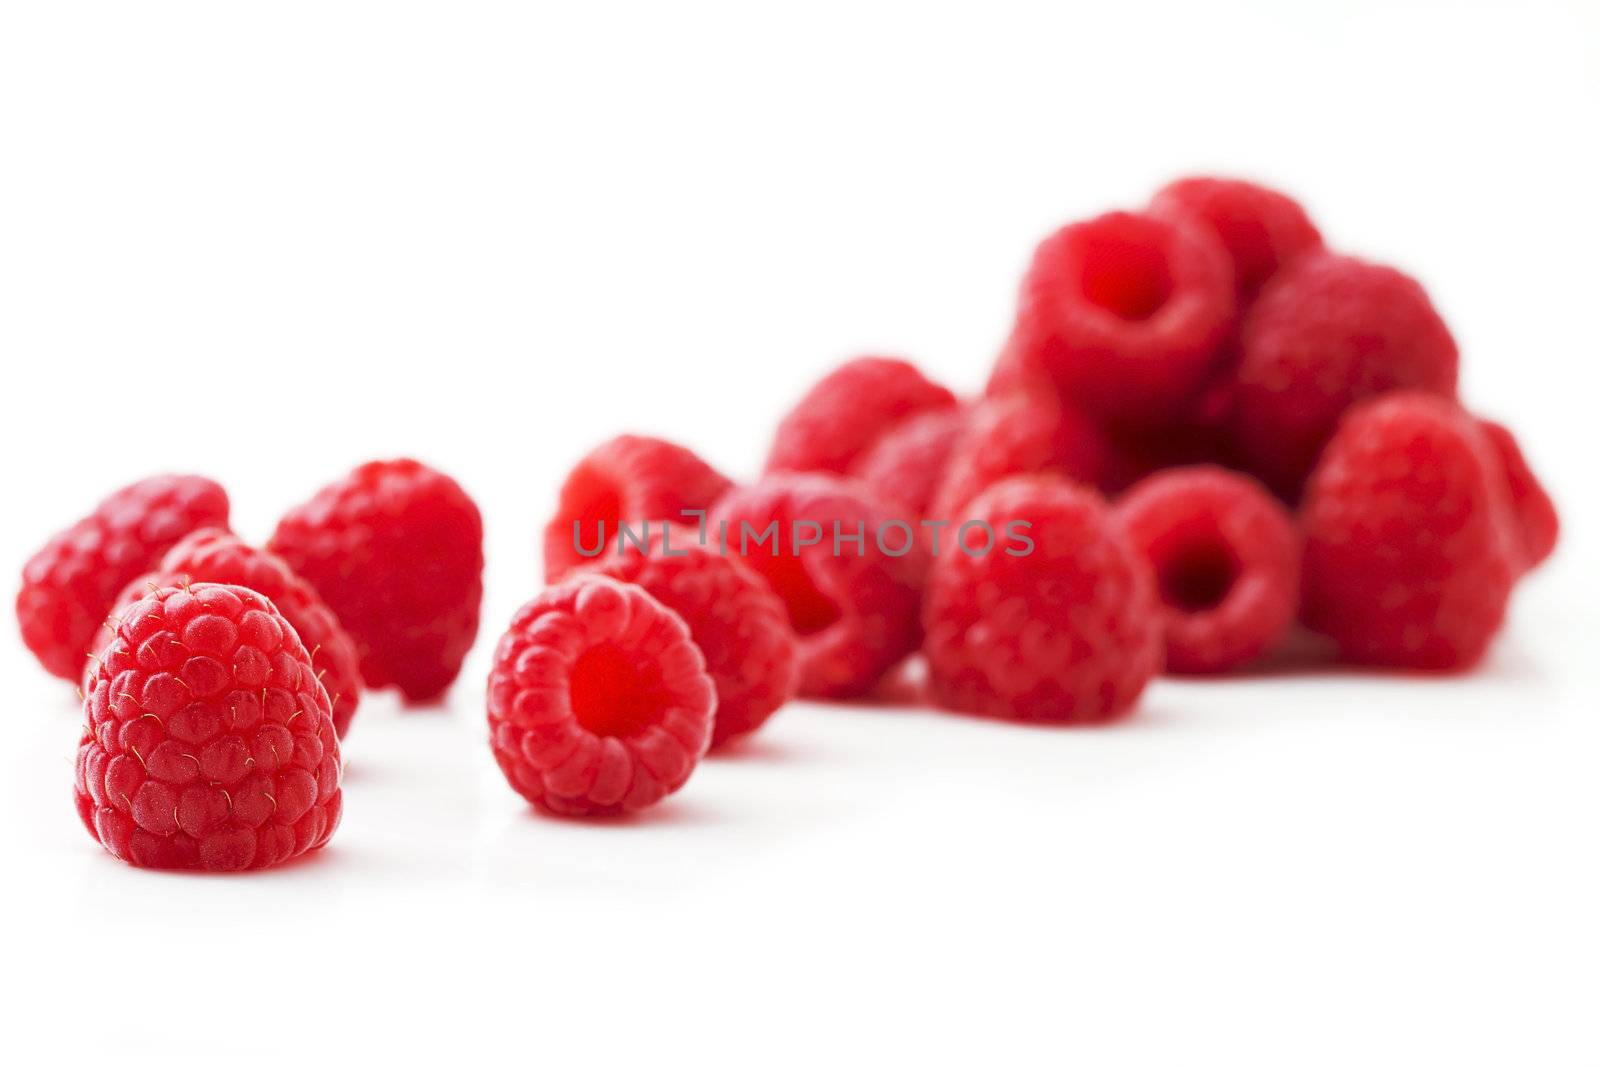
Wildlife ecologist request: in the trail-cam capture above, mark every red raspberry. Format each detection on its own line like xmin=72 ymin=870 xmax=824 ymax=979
xmin=103 ymin=530 xmax=364 ymax=738
xmin=588 ymin=527 xmax=799 ymax=749
xmin=1115 ymin=466 xmax=1300 ymax=673
xmin=710 ymin=474 xmax=923 ymax=699
xmin=849 ymin=405 xmax=969 ymax=518
xmin=765 ymin=356 xmax=958 ymax=476
xmin=1300 ymin=393 xmax=1519 ymax=670
xmin=1234 ymin=250 xmax=1460 ymax=499
xmin=269 ymin=459 xmax=484 ymax=702
xmin=543 ymin=435 xmax=733 ymax=582
xmin=1149 ymin=176 xmax=1323 ymax=303
xmin=17 ymin=474 xmax=229 ymax=681
xmin=997 ymin=210 xmax=1235 ymax=427
xmin=75 ymin=583 xmax=343 ymax=871
xmin=932 ymin=391 xmax=1114 ymax=517
xmin=1477 ymin=419 xmax=1559 ymax=571
xmin=486 ymin=575 xmax=715 ymax=817
xmin=923 ymin=475 xmax=1161 ymax=723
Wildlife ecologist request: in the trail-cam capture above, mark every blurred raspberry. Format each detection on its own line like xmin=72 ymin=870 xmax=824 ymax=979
xmin=487 ymin=575 xmax=715 ymax=816
xmin=1477 ymin=418 xmax=1559 ymax=570
xmin=76 ymin=583 xmax=342 ymax=871
xmin=17 ymin=474 xmax=230 ymax=681
xmin=543 ymin=435 xmax=733 ymax=582
xmin=269 ymin=458 xmax=484 ymax=702
xmin=1150 ymin=176 xmax=1323 ymax=303
xmin=765 ymin=356 xmax=957 ymax=476
xmin=1300 ymin=393 xmax=1519 ymax=670
xmin=932 ymin=391 xmax=1114 ymax=517
xmin=849 ymin=405 xmax=969 ymax=518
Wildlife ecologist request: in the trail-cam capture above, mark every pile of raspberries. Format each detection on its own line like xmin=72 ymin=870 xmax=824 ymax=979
xmin=17 ymin=176 xmax=1558 ymax=869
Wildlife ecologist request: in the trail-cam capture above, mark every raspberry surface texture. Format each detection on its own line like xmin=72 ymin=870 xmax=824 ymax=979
xmin=105 ymin=530 xmax=364 ymax=737
xmin=588 ymin=527 xmax=799 ymax=748
xmin=1116 ymin=466 xmax=1300 ymax=673
xmin=710 ymin=474 xmax=923 ymax=699
xmin=923 ymin=475 xmax=1162 ymax=722
xmin=543 ymin=435 xmax=733 ymax=582
xmin=1234 ymin=250 xmax=1459 ymax=499
xmin=765 ymin=356 xmax=957 ymax=476
xmin=17 ymin=474 xmax=230 ymax=681
xmin=1299 ymin=393 xmax=1519 ymax=670
xmin=1150 ymin=176 xmax=1323 ymax=302
xmin=932 ymin=391 xmax=1114 ymax=517
xmin=75 ymin=583 xmax=343 ymax=871
xmin=269 ymin=458 xmax=484 ymax=702
xmin=849 ymin=405 xmax=969 ymax=518
xmin=1477 ymin=418 xmax=1559 ymax=570
xmin=487 ymin=575 xmax=715 ymax=816
xmin=995 ymin=210 xmax=1234 ymax=427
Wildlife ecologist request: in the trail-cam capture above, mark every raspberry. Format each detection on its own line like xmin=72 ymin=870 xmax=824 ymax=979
xmin=923 ymin=475 xmax=1161 ymax=723
xmin=1477 ymin=419 xmax=1559 ymax=570
xmin=486 ymin=575 xmax=715 ymax=817
xmin=849 ymin=405 xmax=969 ymax=518
xmin=587 ymin=527 xmax=799 ymax=748
xmin=1234 ymin=250 xmax=1460 ymax=499
xmin=542 ymin=435 xmax=733 ymax=582
xmin=997 ymin=210 xmax=1234 ymax=427
xmin=1300 ymin=393 xmax=1519 ymax=670
xmin=269 ymin=458 xmax=484 ymax=702
xmin=17 ymin=475 xmax=229 ymax=681
xmin=1150 ymin=176 xmax=1323 ymax=303
xmin=1115 ymin=466 xmax=1300 ymax=673
xmin=75 ymin=583 xmax=343 ymax=871
xmin=103 ymin=530 xmax=364 ymax=737
xmin=932 ymin=391 xmax=1114 ymax=517
xmin=765 ymin=356 xmax=957 ymax=476
xmin=710 ymin=474 xmax=923 ymax=699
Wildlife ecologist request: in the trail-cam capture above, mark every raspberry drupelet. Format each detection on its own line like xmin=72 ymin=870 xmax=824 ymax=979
xmin=76 ymin=583 xmax=343 ymax=871
xmin=487 ymin=576 xmax=716 ymax=817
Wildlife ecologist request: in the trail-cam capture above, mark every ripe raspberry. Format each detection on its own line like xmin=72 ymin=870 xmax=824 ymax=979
xmin=923 ymin=475 xmax=1161 ymax=723
xmin=75 ymin=583 xmax=343 ymax=871
xmin=487 ymin=575 xmax=715 ymax=817
xmin=849 ymin=405 xmax=969 ymax=518
xmin=932 ymin=391 xmax=1114 ymax=518
xmin=17 ymin=475 xmax=230 ymax=681
xmin=1477 ymin=419 xmax=1559 ymax=570
xmin=103 ymin=530 xmax=363 ymax=737
xmin=710 ymin=474 xmax=923 ymax=699
xmin=587 ymin=527 xmax=799 ymax=748
xmin=997 ymin=210 xmax=1234 ymax=427
xmin=543 ymin=435 xmax=733 ymax=582
xmin=268 ymin=459 xmax=484 ymax=702
xmin=1300 ymin=393 xmax=1519 ymax=670
xmin=1150 ymin=176 xmax=1323 ymax=303
xmin=765 ymin=356 xmax=958 ymax=476
xmin=1234 ymin=250 xmax=1459 ymax=499
xmin=1115 ymin=466 xmax=1300 ymax=673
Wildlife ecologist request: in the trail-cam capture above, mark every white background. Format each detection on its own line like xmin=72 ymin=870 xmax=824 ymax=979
xmin=2 ymin=2 xmax=1596 ymax=1063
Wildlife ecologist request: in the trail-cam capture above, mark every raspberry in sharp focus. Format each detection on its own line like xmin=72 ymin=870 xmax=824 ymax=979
xmin=1299 ymin=392 xmax=1520 ymax=671
xmin=101 ymin=529 xmax=364 ymax=738
xmin=487 ymin=575 xmax=716 ymax=817
xmin=1149 ymin=176 xmax=1324 ymax=303
xmin=17 ymin=474 xmax=230 ymax=681
xmin=994 ymin=209 xmax=1235 ymax=428
xmin=542 ymin=435 xmax=733 ymax=582
xmin=1233 ymin=250 xmax=1460 ymax=500
xmin=587 ymin=526 xmax=799 ymax=749
xmin=849 ymin=405 xmax=970 ymax=519
xmin=1476 ymin=418 xmax=1559 ymax=571
xmin=1115 ymin=466 xmax=1301 ymax=674
xmin=764 ymin=355 xmax=958 ymax=476
xmin=268 ymin=458 xmax=484 ymax=702
xmin=76 ymin=583 xmax=343 ymax=871
xmin=931 ymin=391 xmax=1115 ymax=518
xmin=922 ymin=475 xmax=1162 ymax=723
xmin=709 ymin=474 xmax=924 ymax=699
